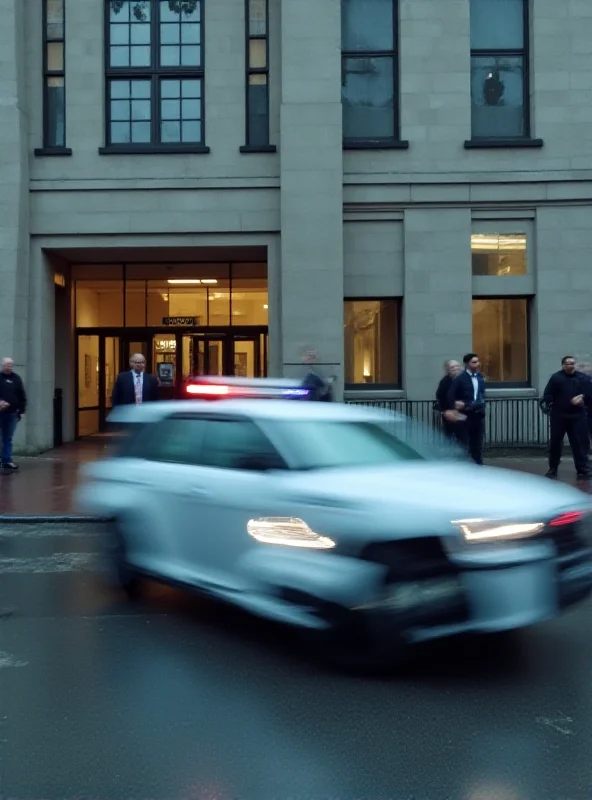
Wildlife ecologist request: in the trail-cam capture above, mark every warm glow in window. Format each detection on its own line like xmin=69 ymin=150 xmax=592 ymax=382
xmin=471 ymin=233 xmax=526 ymax=276
xmin=344 ymin=299 xmax=400 ymax=387
xmin=472 ymin=297 xmax=529 ymax=383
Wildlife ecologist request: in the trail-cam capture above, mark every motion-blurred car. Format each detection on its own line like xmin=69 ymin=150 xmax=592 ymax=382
xmin=77 ymin=399 xmax=592 ymax=667
xmin=182 ymin=376 xmax=312 ymax=400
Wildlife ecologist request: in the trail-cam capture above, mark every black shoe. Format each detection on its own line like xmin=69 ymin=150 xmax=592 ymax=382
xmin=546 ymin=469 xmax=558 ymax=479
xmin=2 ymin=462 xmax=18 ymax=471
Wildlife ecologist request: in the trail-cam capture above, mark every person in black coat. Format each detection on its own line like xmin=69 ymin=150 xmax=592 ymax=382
xmin=542 ymin=356 xmax=592 ymax=480
xmin=112 ymin=354 xmax=159 ymax=407
xmin=447 ymin=353 xmax=487 ymax=465
xmin=0 ymin=357 xmax=27 ymax=470
xmin=435 ymin=359 xmax=462 ymax=440
xmin=301 ymin=348 xmax=333 ymax=402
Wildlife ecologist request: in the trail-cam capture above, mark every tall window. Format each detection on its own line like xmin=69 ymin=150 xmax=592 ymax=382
xmin=242 ymin=0 xmax=272 ymax=150
xmin=344 ymin=299 xmax=400 ymax=387
xmin=42 ymin=0 xmax=67 ymax=150
xmin=469 ymin=0 xmax=529 ymax=140
xmin=341 ymin=0 xmax=399 ymax=144
xmin=473 ymin=298 xmax=529 ymax=384
xmin=105 ymin=0 xmax=206 ymax=150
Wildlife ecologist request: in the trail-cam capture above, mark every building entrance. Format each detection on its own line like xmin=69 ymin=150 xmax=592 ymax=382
xmin=76 ymin=328 xmax=268 ymax=437
xmin=73 ymin=260 xmax=269 ymax=438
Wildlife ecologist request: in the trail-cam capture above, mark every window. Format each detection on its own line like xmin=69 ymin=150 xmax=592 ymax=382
xmin=105 ymin=0 xmax=206 ymax=150
xmin=472 ymin=298 xmax=529 ymax=384
xmin=242 ymin=0 xmax=272 ymax=150
xmin=341 ymin=0 xmax=399 ymax=143
xmin=131 ymin=416 xmax=207 ymax=463
xmin=344 ymin=299 xmax=400 ymax=387
xmin=469 ymin=0 xmax=529 ymax=140
xmin=200 ymin=420 xmax=285 ymax=471
xmin=471 ymin=233 xmax=526 ymax=276
xmin=41 ymin=0 xmax=67 ymax=150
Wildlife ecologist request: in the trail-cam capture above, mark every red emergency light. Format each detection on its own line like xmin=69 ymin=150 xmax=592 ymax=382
xmin=549 ymin=511 xmax=585 ymax=527
xmin=186 ymin=383 xmax=231 ymax=397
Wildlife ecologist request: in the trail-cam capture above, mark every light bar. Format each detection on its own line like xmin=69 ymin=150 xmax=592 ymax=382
xmin=186 ymin=384 xmax=230 ymax=396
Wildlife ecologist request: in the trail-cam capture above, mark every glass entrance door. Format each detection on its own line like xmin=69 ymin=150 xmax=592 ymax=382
xmin=182 ymin=334 xmax=228 ymax=383
xmin=233 ymin=336 xmax=261 ymax=378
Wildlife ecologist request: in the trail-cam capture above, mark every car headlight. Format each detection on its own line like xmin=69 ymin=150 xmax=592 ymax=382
xmin=452 ymin=518 xmax=544 ymax=543
xmin=247 ymin=517 xmax=336 ymax=549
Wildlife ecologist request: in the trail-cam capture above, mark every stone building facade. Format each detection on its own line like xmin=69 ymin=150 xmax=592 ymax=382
xmin=1 ymin=0 xmax=591 ymax=451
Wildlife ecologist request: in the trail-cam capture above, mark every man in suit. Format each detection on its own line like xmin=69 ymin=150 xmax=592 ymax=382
xmin=448 ymin=353 xmax=486 ymax=465
xmin=112 ymin=353 xmax=159 ymax=407
xmin=435 ymin=359 xmax=462 ymax=440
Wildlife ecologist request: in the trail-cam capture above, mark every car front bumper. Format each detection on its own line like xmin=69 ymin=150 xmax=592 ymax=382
xmin=239 ymin=540 xmax=592 ymax=643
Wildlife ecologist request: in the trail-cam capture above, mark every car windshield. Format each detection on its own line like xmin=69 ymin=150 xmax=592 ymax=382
xmin=273 ymin=419 xmax=458 ymax=470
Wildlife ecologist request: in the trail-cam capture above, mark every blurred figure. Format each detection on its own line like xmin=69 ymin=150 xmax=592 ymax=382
xmin=301 ymin=348 xmax=333 ymax=402
xmin=112 ymin=353 xmax=159 ymax=407
xmin=448 ymin=353 xmax=486 ymax=465
xmin=542 ymin=356 xmax=591 ymax=480
xmin=435 ymin=360 xmax=463 ymax=440
xmin=0 ymin=357 xmax=26 ymax=471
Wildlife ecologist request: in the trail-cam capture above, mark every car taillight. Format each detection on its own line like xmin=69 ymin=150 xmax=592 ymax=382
xmin=549 ymin=511 xmax=585 ymax=527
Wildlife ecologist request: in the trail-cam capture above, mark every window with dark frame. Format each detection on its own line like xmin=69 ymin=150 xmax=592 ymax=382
xmin=344 ymin=299 xmax=401 ymax=388
xmin=104 ymin=0 xmax=206 ymax=150
xmin=472 ymin=297 xmax=530 ymax=385
xmin=243 ymin=0 xmax=271 ymax=150
xmin=341 ymin=0 xmax=399 ymax=144
xmin=42 ymin=0 xmax=67 ymax=150
xmin=469 ymin=0 xmax=530 ymax=141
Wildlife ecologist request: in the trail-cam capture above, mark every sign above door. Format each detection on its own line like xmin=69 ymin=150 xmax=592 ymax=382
xmin=162 ymin=317 xmax=198 ymax=326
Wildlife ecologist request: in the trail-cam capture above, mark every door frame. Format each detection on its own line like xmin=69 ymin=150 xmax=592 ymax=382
xmin=75 ymin=326 xmax=269 ymax=437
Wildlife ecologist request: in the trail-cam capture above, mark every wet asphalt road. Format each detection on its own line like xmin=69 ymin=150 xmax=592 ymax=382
xmin=0 ymin=522 xmax=591 ymax=800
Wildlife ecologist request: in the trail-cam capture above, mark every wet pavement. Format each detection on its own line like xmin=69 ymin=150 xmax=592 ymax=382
xmin=2 ymin=438 xmax=591 ymax=516
xmin=0 ymin=521 xmax=591 ymax=800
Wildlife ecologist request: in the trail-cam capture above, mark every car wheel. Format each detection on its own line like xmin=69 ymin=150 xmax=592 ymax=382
xmin=313 ymin=606 xmax=410 ymax=675
xmin=104 ymin=521 xmax=141 ymax=599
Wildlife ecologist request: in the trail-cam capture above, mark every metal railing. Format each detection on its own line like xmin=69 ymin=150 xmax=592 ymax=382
xmin=346 ymin=397 xmax=549 ymax=448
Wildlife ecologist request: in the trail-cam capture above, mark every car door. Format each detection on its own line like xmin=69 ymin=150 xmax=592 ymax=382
xmin=120 ymin=414 xmax=210 ymax=578
xmin=172 ymin=415 xmax=290 ymax=592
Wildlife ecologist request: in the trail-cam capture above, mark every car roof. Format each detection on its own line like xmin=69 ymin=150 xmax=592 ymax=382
xmin=108 ymin=399 xmax=407 ymax=425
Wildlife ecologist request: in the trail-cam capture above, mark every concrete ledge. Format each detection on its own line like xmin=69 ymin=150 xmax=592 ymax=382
xmin=0 ymin=515 xmax=110 ymax=524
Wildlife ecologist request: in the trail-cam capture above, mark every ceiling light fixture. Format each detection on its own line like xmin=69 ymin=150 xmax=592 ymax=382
xmin=167 ymin=279 xmax=202 ymax=285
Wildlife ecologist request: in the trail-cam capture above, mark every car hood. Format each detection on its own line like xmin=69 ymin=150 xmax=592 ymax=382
xmin=281 ymin=462 xmax=592 ymax=533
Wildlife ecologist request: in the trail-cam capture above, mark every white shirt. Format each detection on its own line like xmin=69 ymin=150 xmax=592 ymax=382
xmin=467 ymin=370 xmax=479 ymax=402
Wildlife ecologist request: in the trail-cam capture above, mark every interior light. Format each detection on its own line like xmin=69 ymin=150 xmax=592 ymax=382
xmin=247 ymin=517 xmax=336 ymax=549
xmin=200 ymin=279 xmax=218 ymax=284
xmin=452 ymin=518 xmax=544 ymax=543
xmin=167 ymin=279 xmax=202 ymax=285
xmin=263 ymin=304 xmax=268 ymax=309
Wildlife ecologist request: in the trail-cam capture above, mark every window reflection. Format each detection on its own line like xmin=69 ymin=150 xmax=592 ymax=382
xmin=473 ymin=298 xmax=529 ymax=383
xmin=76 ymin=279 xmax=124 ymax=327
xmin=344 ymin=299 xmax=400 ymax=386
xmin=471 ymin=233 xmax=526 ymax=276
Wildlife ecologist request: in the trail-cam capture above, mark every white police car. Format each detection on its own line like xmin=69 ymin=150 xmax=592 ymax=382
xmin=77 ymin=396 xmax=592 ymax=668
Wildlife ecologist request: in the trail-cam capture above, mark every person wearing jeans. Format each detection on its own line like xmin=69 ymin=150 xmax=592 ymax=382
xmin=0 ymin=357 xmax=27 ymax=471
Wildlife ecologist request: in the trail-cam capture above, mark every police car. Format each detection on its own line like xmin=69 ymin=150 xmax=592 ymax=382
xmin=77 ymin=397 xmax=592 ymax=670
xmin=182 ymin=376 xmax=312 ymax=400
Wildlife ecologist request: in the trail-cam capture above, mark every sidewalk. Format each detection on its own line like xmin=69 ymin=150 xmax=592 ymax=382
xmin=0 ymin=439 xmax=589 ymax=516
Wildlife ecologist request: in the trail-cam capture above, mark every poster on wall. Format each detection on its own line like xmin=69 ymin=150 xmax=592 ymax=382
xmin=157 ymin=362 xmax=175 ymax=386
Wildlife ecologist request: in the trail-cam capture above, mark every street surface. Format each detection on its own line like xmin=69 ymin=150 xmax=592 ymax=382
xmin=1 ymin=521 xmax=591 ymax=800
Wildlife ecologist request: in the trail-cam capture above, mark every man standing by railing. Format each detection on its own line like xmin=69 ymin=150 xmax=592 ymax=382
xmin=542 ymin=356 xmax=591 ymax=481
xmin=447 ymin=353 xmax=486 ymax=465
xmin=435 ymin=359 xmax=463 ymax=440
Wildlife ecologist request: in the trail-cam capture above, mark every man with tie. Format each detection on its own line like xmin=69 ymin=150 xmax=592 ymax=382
xmin=112 ymin=353 xmax=159 ymax=407
xmin=447 ymin=353 xmax=486 ymax=465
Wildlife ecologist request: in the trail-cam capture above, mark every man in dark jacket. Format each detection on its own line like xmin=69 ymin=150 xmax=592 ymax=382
xmin=0 ymin=357 xmax=27 ymax=471
xmin=447 ymin=353 xmax=486 ymax=465
xmin=112 ymin=353 xmax=159 ymax=407
xmin=542 ymin=356 xmax=592 ymax=480
xmin=301 ymin=348 xmax=333 ymax=402
xmin=435 ymin=359 xmax=462 ymax=440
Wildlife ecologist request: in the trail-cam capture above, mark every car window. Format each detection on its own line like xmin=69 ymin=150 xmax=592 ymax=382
xmin=127 ymin=417 xmax=207 ymax=465
xmin=199 ymin=419 xmax=285 ymax=471
xmin=272 ymin=421 xmax=428 ymax=470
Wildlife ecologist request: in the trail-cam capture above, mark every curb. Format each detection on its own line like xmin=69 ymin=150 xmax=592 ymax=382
xmin=0 ymin=515 xmax=110 ymax=524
